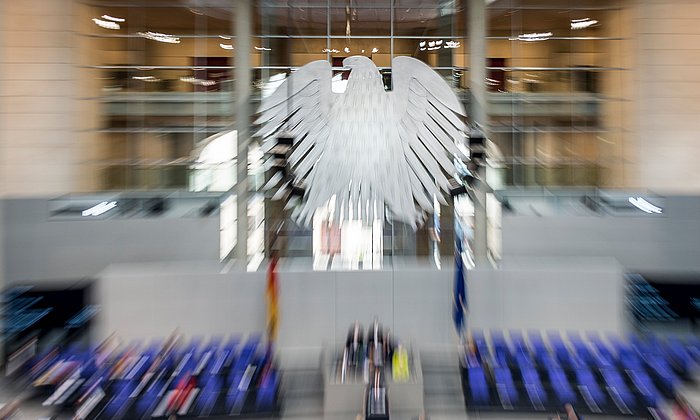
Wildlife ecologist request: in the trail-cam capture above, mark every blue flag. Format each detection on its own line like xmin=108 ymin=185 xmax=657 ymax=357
xmin=453 ymin=236 xmax=467 ymax=340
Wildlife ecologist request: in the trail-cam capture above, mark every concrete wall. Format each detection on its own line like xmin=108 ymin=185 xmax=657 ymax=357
xmin=501 ymin=196 xmax=700 ymax=273
xmin=96 ymin=259 xmax=626 ymax=353
xmin=2 ymin=199 xmax=219 ymax=283
xmin=635 ymin=0 xmax=700 ymax=190
xmin=96 ymin=264 xmax=458 ymax=349
xmin=470 ymin=257 xmax=626 ymax=334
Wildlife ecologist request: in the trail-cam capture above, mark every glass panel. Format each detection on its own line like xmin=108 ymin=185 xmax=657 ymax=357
xmin=330 ymin=7 xmax=391 ymax=36
xmin=327 ymin=39 xmax=391 ymax=67
xmin=257 ymin=6 xmax=328 ymax=36
xmin=394 ymin=8 xmax=459 ymax=37
xmin=395 ymin=0 xmax=460 ymax=7
xmin=86 ymin=6 xmax=233 ymax=36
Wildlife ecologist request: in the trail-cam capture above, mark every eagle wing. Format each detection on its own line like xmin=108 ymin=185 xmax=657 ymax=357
xmin=255 ymin=60 xmax=334 ymax=191
xmin=390 ymin=56 xmax=467 ymax=217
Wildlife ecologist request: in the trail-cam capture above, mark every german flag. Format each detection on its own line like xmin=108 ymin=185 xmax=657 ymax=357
xmin=266 ymin=256 xmax=279 ymax=343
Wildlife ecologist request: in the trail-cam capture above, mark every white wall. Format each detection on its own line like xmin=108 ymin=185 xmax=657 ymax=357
xmin=96 ymin=260 xmax=626 ymax=352
xmin=501 ymin=196 xmax=700 ymax=273
xmin=96 ymin=264 xmax=458 ymax=349
xmin=3 ymin=199 xmax=220 ymax=283
xmin=469 ymin=257 xmax=626 ymax=334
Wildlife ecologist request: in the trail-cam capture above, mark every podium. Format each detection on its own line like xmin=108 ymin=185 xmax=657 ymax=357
xmin=387 ymin=346 xmax=424 ymax=416
xmin=322 ymin=342 xmax=424 ymax=418
xmin=322 ymin=344 xmax=366 ymax=417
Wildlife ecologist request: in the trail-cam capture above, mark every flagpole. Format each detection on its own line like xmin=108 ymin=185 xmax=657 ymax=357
xmin=266 ymin=250 xmax=280 ymax=361
xmin=454 ymin=232 xmax=467 ymax=348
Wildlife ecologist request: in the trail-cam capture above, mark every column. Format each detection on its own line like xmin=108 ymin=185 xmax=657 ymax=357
xmin=235 ymin=0 xmax=252 ymax=264
xmin=468 ymin=0 xmax=489 ymax=267
xmin=0 ymin=0 xmax=80 ymax=195
xmin=468 ymin=0 xmax=487 ymax=128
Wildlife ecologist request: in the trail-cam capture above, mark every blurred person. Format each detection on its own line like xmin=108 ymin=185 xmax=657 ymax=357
xmin=672 ymin=394 xmax=700 ymax=419
xmin=0 ymin=399 xmax=21 ymax=419
xmin=564 ymin=403 xmax=580 ymax=420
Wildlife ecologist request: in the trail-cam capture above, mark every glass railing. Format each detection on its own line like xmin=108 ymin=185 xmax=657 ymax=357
xmin=47 ymin=191 xmax=225 ymax=221
xmin=496 ymin=187 xmax=666 ymax=217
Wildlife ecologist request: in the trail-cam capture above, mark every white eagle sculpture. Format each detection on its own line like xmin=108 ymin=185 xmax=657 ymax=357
xmin=256 ymin=56 xmax=467 ymax=229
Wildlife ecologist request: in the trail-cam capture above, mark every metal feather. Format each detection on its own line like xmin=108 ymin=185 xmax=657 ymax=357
xmin=255 ymin=56 xmax=468 ymax=228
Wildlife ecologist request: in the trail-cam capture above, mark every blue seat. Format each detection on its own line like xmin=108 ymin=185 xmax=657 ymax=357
xmin=134 ymin=378 xmax=164 ymax=418
xmin=547 ymin=331 xmax=576 ymax=368
xmin=509 ymin=330 xmax=530 ymax=357
xmin=644 ymin=354 xmax=681 ymax=394
xmin=568 ymin=334 xmax=597 ymax=367
xmin=467 ymin=366 xmax=490 ymax=404
xmin=664 ymin=338 xmax=697 ymax=374
xmin=231 ymin=338 xmax=260 ymax=376
xmin=515 ymin=352 xmax=535 ymax=368
xmin=574 ymin=367 xmax=607 ymax=407
xmin=194 ymin=340 xmax=223 ymax=377
xmin=472 ymin=331 xmax=492 ymax=364
xmin=546 ymin=362 xmax=577 ymax=404
xmin=173 ymin=343 xmax=199 ymax=382
xmin=103 ymin=380 xmax=136 ymax=418
xmin=519 ymin=364 xmax=547 ymax=407
xmin=256 ymin=369 xmax=279 ymax=409
xmin=527 ymin=331 xmax=550 ymax=365
xmin=490 ymin=330 xmax=513 ymax=366
xmin=226 ymin=370 xmax=250 ymax=413
xmin=124 ymin=352 xmax=152 ymax=381
xmin=494 ymin=366 xmax=518 ymax=403
xmin=601 ymin=368 xmax=636 ymax=409
xmin=628 ymin=369 xmax=662 ymax=408
xmin=194 ymin=376 xmax=222 ymax=416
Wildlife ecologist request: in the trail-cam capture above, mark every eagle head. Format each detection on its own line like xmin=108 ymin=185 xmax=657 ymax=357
xmin=343 ymin=56 xmax=381 ymax=81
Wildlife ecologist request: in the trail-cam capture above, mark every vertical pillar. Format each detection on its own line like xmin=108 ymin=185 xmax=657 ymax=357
xmin=469 ymin=0 xmax=487 ymax=128
xmin=235 ymin=0 xmax=252 ymax=264
xmin=473 ymin=166 xmax=489 ymax=267
xmin=469 ymin=0 xmax=489 ymax=267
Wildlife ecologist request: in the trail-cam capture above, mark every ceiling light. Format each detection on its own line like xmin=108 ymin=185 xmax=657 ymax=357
xmin=132 ymin=76 xmax=161 ymax=82
xmin=322 ymin=48 xmax=340 ymax=53
xmin=219 ymin=35 xmax=231 ymax=40
xmin=254 ymin=46 xmax=271 ymax=51
xmin=101 ymin=15 xmax=125 ymax=22
xmin=180 ymin=76 xmax=217 ymax=87
xmin=444 ymin=41 xmax=460 ymax=49
xmin=419 ymin=41 xmax=426 ymax=47
xmin=92 ymin=18 xmax=120 ymax=30
xmin=220 ymin=43 xmax=234 ymax=50
xmin=628 ymin=197 xmax=663 ymax=214
xmin=512 ymin=32 xmax=552 ymax=42
xmin=371 ymin=47 xmax=378 ymax=53
xmin=138 ymin=31 xmax=180 ymax=44
xmin=344 ymin=47 xmax=350 ymax=53
xmin=571 ymin=18 xmax=598 ymax=30
xmin=82 ymin=201 xmax=117 ymax=217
